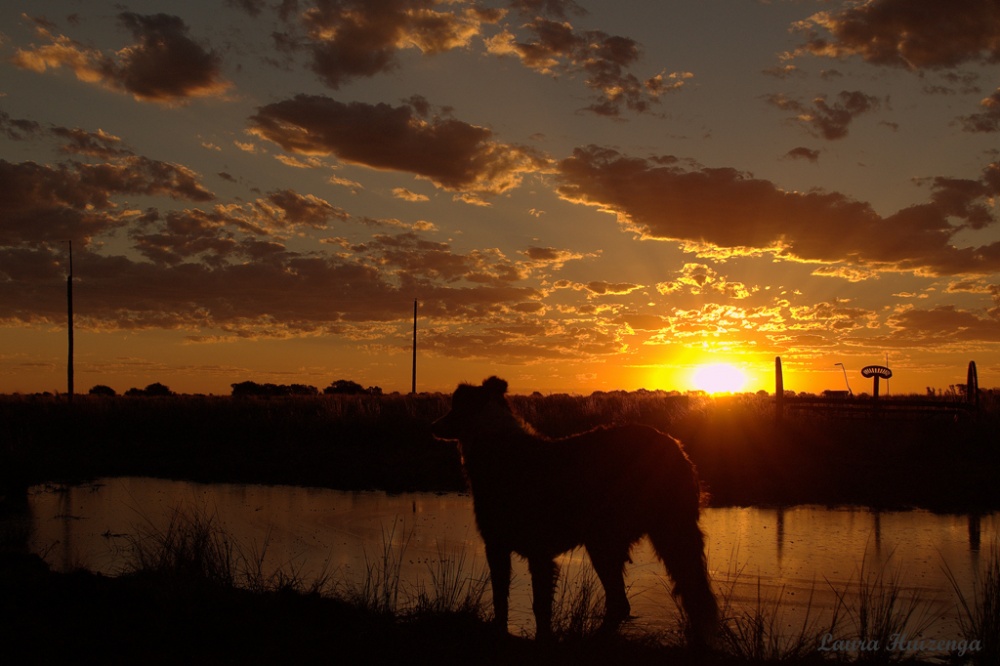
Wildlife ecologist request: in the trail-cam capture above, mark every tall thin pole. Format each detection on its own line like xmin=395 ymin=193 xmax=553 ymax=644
xmin=835 ymin=362 xmax=852 ymax=396
xmin=411 ymin=299 xmax=417 ymax=395
xmin=884 ymin=353 xmax=889 ymax=396
xmin=65 ymin=240 xmax=74 ymax=402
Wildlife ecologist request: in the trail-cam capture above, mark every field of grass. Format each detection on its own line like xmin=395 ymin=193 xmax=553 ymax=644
xmin=2 ymin=389 xmax=999 ymax=512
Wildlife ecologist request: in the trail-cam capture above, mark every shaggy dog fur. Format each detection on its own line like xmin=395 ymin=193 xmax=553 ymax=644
xmin=432 ymin=376 xmax=718 ymax=643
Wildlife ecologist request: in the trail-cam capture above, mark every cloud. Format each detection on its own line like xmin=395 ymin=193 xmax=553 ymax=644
xmin=789 ymin=300 xmax=878 ymax=332
xmin=785 ymin=147 xmax=820 ymax=162
xmin=0 ymin=110 xmax=42 ymax=140
xmin=295 ymin=0 xmax=502 ymax=89
xmin=485 ymin=17 xmax=683 ymax=116
xmin=584 ymin=281 xmax=643 ymax=295
xmin=521 ymin=246 xmax=591 ymax=269
xmin=790 ymin=0 xmax=1000 ymax=70
xmin=508 ymin=0 xmax=587 ymax=19
xmin=11 ymin=13 xmax=231 ymax=104
xmin=52 ymin=127 xmax=131 ymax=158
xmin=0 ymin=157 xmax=214 ymax=247
xmin=255 ymin=189 xmax=350 ymax=229
xmin=248 ymin=94 xmax=545 ymax=194
xmin=887 ymin=305 xmax=1000 ymax=343
xmin=960 ymin=88 xmax=1000 ymax=132
xmin=557 ymin=145 xmax=1000 ymax=276
xmin=656 ymin=263 xmax=752 ymax=299
xmin=392 ymin=187 xmax=429 ymax=202
xmin=766 ymin=91 xmax=880 ymax=140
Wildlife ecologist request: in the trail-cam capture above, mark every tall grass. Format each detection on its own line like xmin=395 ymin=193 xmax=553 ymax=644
xmin=828 ymin=551 xmax=941 ymax=664
xmin=341 ymin=522 xmax=410 ymax=615
xmin=123 ymin=507 xmax=333 ymax=595
xmin=412 ymin=545 xmax=489 ymax=616
xmin=945 ymin=546 xmax=1000 ymax=664
xmin=550 ymin=555 xmax=606 ymax=638
xmin=108 ymin=506 xmax=1000 ymax=663
xmin=716 ymin=558 xmax=839 ymax=662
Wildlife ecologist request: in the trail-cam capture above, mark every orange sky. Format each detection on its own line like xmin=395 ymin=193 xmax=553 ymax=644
xmin=1 ymin=1 xmax=999 ymax=396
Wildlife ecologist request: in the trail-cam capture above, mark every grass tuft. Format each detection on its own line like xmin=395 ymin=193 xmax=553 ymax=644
xmin=945 ymin=544 xmax=1000 ymax=665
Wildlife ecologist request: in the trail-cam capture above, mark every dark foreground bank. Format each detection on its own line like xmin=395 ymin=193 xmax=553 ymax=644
xmin=1 ymin=550 xmax=944 ymax=666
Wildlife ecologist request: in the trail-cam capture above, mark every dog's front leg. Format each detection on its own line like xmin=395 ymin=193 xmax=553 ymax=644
xmin=528 ymin=557 xmax=558 ymax=640
xmin=485 ymin=543 xmax=511 ymax=633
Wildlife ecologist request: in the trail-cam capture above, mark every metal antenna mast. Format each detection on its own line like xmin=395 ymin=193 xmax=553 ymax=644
xmin=65 ymin=240 xmax=74 ymax=402
xmin=411 ymin=299 xmax=417 ymax=394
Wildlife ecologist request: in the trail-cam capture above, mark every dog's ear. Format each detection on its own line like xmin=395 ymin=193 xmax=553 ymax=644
xmin=482 ymin=376 xmax=508 ymax=396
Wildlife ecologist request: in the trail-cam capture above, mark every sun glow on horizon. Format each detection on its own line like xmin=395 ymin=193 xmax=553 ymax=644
xmin=691 ymin=363 xmax=748 ymax=394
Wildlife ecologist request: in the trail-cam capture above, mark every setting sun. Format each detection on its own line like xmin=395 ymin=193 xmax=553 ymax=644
xmin=691 ymin=364 xmax=748 ymax=394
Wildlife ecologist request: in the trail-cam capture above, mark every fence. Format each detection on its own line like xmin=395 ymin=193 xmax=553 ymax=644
xmin=773 ymin=357 xmax=980 ymax=422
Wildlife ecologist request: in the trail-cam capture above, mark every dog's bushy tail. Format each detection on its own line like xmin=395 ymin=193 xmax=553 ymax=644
xmin=650 ymin=448 xmax=719 ymax=645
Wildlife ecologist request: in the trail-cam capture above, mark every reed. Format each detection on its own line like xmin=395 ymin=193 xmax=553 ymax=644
xmin=341 ymin=522 xmax=410 ymax=615
xmin=549 ymin=554 xmax=606 ymax=638
xmin=829 ymin=550 xmax=941 ymax=664
xmin=412 ymin=545 xmax=489 ymax=616
xmin=714 ymin=557 xmax=839 ymax=663
xmin=944 ymin=545 xmax=1000 ymax=665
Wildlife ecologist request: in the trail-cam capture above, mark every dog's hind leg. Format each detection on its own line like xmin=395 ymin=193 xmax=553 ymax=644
xmin=485 ymin=543 xmax=512 ymax=634
xmin=587 ymin=544 xmax=631 ymax=630
xmin=527 ymin=556 xmax=558 ymax=639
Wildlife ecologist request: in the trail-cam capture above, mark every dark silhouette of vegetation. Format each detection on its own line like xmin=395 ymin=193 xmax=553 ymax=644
xmin=125 ymin=382 xmax=175 ymax=397
xmin=1 ymin=389 xmax=999 ymax=511
xmin=87 ymin=384 xmax=116 ymax=397
xmin=230 ymin=381 xmax=319 ymax=397
xmin=324 ymin=379 xmax=382 ymax=395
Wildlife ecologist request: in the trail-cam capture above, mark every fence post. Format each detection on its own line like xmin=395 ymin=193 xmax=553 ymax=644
xmin=775 ymin=356 xmax=784 ymax=423
xmin=967 ymin=361 xmax=979 ymax=411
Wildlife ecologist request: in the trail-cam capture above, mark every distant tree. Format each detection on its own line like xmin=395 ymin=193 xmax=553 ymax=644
xmin=125 ymin=383 xmax=174 ymax=397
xmin=232 ymin=381 xmax=320 ymax=397
xmin=365 ymin=385 xmax=383 ymax=396
xmin=323 ymin=379 xmax=366 ymax=395
xmin=88 ymin=385 xmax=117 ymax=397
xmin=231 ymin=381 xmax=265 ymax=397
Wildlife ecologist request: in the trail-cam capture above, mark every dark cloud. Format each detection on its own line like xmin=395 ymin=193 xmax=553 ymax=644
xmin=0 ymin=113 xmax=131 ymax=158
xmin=486 ymin=17 xmax=684 ymax=116
xmin=52 ymin=127 xmax=132 ymax=158
xmin=508 ymin=0 xmax=587 ymax=19
xmin=792 ymin=0 xmax=1000 ymax=69
xmin=0 ymin=111 xmax=42 ymax=140
xmin=257 ymin=189 xmax=349 ymax=228
xmin=766 ymin=91 xmax=880 ymax=140
xmin=888 ymin=306 xmax=1000 ymax=343
xmin=248 ymin=94 xmax=544 ymax=194
xmin=585 ymin=281 xmax=642 ymax=295
xmin=960 ymin=88 xmax=1000 ymax=132
xmin=225 ymin=0 xmax=267 ymax=17
xmin=297 ymin=0 xmax=501 ymax=89
xmin=785 ymin=147 xmax=820 ymax=162
xmin=11 ymin=13 xmax=230 ymax=104
xmin=0 ymin=157 xmax=214 ymax=247
xmin=557 ymin=146 xmax=1000 ymax=276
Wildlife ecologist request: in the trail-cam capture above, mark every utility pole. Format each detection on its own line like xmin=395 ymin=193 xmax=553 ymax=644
xmin=65 ymin=240 xmax=74 ymax=402
xmin=411 ymin=299 xmax=417 ymax=395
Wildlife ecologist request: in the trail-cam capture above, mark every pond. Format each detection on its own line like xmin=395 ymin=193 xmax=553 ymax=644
xmin=25 ymin=477 xmax=997 ymax=657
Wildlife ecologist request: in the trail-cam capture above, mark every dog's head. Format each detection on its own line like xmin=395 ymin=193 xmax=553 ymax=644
xmin=431 ymin=376 xmax=510 ymax=441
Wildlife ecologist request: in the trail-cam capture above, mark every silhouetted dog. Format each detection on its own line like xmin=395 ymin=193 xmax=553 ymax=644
xmin=432 ymin=376 xmax=718 ymax=643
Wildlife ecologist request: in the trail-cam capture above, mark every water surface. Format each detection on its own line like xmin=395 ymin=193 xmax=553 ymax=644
xmin=27 ymin=477 xmax=996 ymax=651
